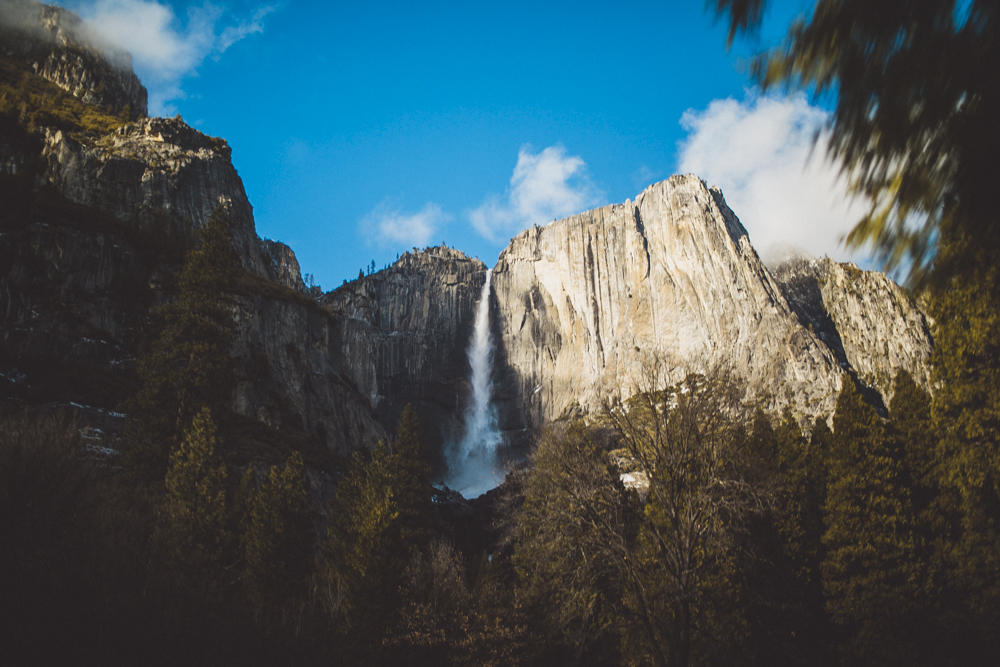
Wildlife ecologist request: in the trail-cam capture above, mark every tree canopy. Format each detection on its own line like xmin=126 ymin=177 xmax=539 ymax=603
xmin=714 ymin=0 xmax=999 ymax=287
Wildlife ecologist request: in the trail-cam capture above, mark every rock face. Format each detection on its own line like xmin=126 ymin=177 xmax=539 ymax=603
xmin=0 ymin=4 xmax=384 ymax=453
xmin=323 ymin=247 xmax=488 ymax=465
xmin=772 ymin=257 xmax=933 ymax=407
xmin=261 ymin=239 xmax=308 ymax=293
xmin=0 ymin=0 xmax=147 ymax=118
xmin=38 ymin=119 xmax=268 ymax=277
xmin=490 ymin=176 xmax=931 ymax=429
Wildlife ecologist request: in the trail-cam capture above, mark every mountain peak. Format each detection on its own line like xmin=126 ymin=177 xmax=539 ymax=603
xmin=0 ymin=0 xmax=147 ymax=118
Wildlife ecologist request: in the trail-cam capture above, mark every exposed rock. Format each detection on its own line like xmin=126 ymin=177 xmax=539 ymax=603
xmin=0 ymin=3 xmax=936 ymax=463
xmin=322 ymin=246 xmax=488 ymax=465
xmin=773 ymin=257 xmax=933 ymax=407
xmin=37 ymin=119 xmax=268 ymax=276
xmin=491 ymin=175 xmax=850 ymax=428
xmin=231 ymin=292 xmax=387 ymax=452
xmin=261 ymin=239 xmax=308 ymax=293
xmin=1 ymin=9 xmax=384 ymax=454
xmin=0 ymin=0 xmax=147 ymax=118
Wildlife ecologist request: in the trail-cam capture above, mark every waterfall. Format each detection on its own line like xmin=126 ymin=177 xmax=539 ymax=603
xmin=444 ymin=269 xmax=504 ymax=497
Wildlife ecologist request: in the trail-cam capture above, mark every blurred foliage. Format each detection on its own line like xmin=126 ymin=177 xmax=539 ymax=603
xmin=713 ymin=0 xmax=1000 ymax=288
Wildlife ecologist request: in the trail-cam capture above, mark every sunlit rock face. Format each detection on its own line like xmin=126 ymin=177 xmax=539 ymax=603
xmin=0 ymin=0 xmax=147 ymax=118
xmin=772 ymin=257 xmax=933 ymax=408
xmin=490 ymin=175 xmax=931 ymax=429
xmin=0 ymin=2 xmax=934 ymax=459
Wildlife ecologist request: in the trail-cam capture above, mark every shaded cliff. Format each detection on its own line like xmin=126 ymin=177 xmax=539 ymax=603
xmin=0 ymin=1 xmax=935 ymax=461
xmin=323 ymin=247 xmax=488 ymax=467
xmin=0 ymin=2 xmax=385 ymax=454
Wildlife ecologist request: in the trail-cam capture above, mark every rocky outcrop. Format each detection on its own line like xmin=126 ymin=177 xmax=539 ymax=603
xmin=490 ymin=175 xmax=930 ymax=428
xmin=231 ymin=292 xmax=387 ymax=452
xmin=0 ymin=4 xmax=385 ymax=454
xmin=323 ymin=247 xmax=488 ymax=464
xmin=37 ymin=119 xmax=270 ymax=277
xmin=0 ymin=1 xmax=936 ymax=460
xmin=773 ymin=257 xmax=933 ymax=406
xmin=261 ymin=239 xmax=308 ymax=293
xmin=0 ymin=0 xmax=147 ymax=118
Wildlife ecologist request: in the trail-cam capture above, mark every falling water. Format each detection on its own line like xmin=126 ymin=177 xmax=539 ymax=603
xmin=444 ymin=269 xmax=504 ymax=497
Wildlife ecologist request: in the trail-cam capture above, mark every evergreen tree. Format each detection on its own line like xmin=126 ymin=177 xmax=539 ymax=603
xmin=928 ymin=237 xmax=1000 ymax=656
xmin=162 ymin=407 xmax=230 ymax=580
xmin=823 ymin=379 xmax=923 ymax=663
xmin=514 ymin=421 xmax=626 ymax=667
xmin=323 ymin=440 xmax=400 ymax=638
xmin=714 ymin=0 xmax=1000 ymax=287
xmin=125 ymin=210 xmax=242 ymax=469
xmin=321 ymin=406 xmax=436 ymax=652
xmin=744 ymin=410 xmax=831 ymax=666
xmin=240 ymin=451 xmax=312 ymax=614
xmin=889 ymin=371 xmax=938 ymax=521
xmin=389 ymin=404 xmax=433 ymax=548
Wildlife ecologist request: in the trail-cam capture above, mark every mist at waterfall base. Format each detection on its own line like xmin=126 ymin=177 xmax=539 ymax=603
xmin=443 ymin=270 xmax=506 ymax=498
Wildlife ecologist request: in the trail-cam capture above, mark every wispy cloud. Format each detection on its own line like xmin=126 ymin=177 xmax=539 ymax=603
xmin=677 ymin=93 xmax=868 ymax=267
xmin=469 ymin=145 xmax=600 ymax=243
xmin=66 ymin=0 xmax=278 ymax=115
xmin=360 ymin=201 xmax=451 ymax=249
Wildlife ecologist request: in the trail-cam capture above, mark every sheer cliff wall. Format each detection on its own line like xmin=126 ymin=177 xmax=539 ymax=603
xmin=322 ymin=248 xmax=487 ymax=466
xmin=1 ymin=1 xmax=385 ymax=453
xmin=490 ymin=176 xmax=933 ymax=430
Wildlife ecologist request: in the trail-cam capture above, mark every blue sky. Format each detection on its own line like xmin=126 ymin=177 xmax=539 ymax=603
xmin=60 ymin=0 xmax=869 ymax=289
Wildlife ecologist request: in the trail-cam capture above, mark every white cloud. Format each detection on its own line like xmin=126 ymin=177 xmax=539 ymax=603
xmin=66 ymin=0 xmax=277 ymax=115
xmin=469 ymin=145 xmax=600 ymax=243
xmin=216 ymin=4 xmax=275 ymax=53
xmin=677 ymin=93 xmax=869 ymax=267
xmin=360 ymin=201 xmax=451 ymax=249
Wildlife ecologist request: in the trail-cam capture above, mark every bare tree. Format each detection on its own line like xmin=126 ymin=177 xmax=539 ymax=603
xmin=601 ymin=359 xmax=767 ymax=667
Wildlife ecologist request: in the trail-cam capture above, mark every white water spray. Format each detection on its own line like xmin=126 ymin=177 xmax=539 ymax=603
xmin=445 ymin=269 xmax=504 ymax=497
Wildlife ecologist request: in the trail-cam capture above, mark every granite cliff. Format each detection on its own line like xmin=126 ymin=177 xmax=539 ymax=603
xmin=322 ymin=247 xmax=488 ymax=467
xmin=489 ymin=176 xmax=932 ymax=432
xmin=1 ymin=1 xmax=385 ymax=453
xmin=0 ymin=0 xmax=146 ymax=119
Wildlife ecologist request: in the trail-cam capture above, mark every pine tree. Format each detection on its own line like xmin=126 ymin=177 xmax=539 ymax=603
xmin=889 ymin=371 xmax=937 ymax=519
xmin=322 ymin=440 xmax=401 ymax=638
xmin=240 ymin=451 xmax=312 ymax=614
xmin=928 ymin=236 xmax=1000 ymax=656
xmin=823 ymin=379 xmax=923 ymax=662
xmin=744 ymin=409 xmax=831 ymax=665
xmin=162 ymin=407 xmax=230 ymax=579
xmin=714 ymin=0 xmax=1000 ymax=287
xmin=389 ymin=404 xmax=433 ymax=548
xmin=321 ymin=406 xmax=434 ymax=648
xmin=125 ymin=210 xmax=242 ymax=470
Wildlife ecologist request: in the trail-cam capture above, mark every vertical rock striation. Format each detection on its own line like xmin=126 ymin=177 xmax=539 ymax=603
xmin=0 ymin=1 xmax=936 ymax=458
xmin=772 ymin=257 xmax=933 ymax=406
xmin=490 ymin=175 xmax=931 ymax=430
xmin=322 ymin=247 xmax=487 ymax=465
